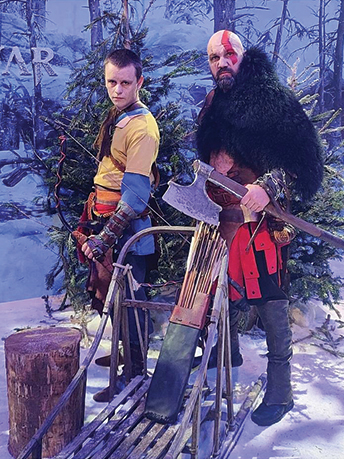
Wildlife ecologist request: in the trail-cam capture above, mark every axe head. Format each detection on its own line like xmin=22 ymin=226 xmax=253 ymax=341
xmin=162 ymin=160 xmax=222 ymax=225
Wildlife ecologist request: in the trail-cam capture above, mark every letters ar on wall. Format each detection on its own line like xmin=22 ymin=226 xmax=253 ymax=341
xmin=0 ymin=0 xmax=90 ymax=152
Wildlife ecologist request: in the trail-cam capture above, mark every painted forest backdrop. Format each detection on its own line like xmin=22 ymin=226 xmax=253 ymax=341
xmin=0 ymin=0 xmax=344 ymax=317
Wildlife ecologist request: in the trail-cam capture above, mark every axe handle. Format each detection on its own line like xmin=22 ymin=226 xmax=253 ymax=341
xmin=209 ymin=169 xmax=344 ymax=250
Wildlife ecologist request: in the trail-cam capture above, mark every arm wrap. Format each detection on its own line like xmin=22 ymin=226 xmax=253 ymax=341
xmin=255 ymin=169 xmax=296 ymax=245
xmin=88 ymin=200 xmax=137 ymax=261
xmin=254 ymin=169 xmax=290 ymax=210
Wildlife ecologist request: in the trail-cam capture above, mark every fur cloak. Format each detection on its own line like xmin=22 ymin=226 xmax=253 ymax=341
xmin=196 ymin=47 xmax=324 ymax=200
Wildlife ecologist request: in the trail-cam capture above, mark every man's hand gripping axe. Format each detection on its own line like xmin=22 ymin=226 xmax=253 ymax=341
xmin=163 ymin=160 xmax=344 ymax=250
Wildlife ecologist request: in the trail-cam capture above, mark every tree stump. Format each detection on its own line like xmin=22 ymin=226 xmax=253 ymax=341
xmin=5 ymin=327 xmax=86 ymax=458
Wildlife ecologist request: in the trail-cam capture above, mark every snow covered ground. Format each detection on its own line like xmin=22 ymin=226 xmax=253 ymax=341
xmin=1 ymin=290 xmax=344 ymax=459
xmin=0 ymin=0 xmax=338 ymax=304
xmin=1 ymin=3 xmax=343 ymax=455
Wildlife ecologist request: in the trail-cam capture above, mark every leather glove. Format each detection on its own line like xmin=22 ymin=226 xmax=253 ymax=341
xmin=86 ymin=200 xmax=136 ymax=262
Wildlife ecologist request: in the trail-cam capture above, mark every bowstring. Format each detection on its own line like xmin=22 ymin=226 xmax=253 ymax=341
xmin=62 ymin=123 xmax=192 ymax=245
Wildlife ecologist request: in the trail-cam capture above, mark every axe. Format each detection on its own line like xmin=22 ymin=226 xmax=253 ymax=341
xmin=163 ymin=160 xmax=344 ymax=250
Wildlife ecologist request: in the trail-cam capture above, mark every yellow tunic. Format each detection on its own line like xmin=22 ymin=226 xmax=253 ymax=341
xmin=94 ymin=111 xmax=159 ymax=190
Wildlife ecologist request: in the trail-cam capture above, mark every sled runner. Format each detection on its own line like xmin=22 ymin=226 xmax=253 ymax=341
xmin=15 ymin=226 xmax=266 ymax=459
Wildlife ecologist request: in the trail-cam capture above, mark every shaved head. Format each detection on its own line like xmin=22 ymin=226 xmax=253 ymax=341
xmin=207 ymin=30 xmax=244 ymax=59
xmin=207 ymin=30 xmax=244 ymax=92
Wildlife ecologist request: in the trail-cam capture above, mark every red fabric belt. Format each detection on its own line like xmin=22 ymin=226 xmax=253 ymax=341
xmin=93 ymin=187 xmax=121 ymax=216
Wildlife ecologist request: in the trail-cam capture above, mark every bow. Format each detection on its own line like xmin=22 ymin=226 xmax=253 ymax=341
xmin=41 ymin=116 xmax=115 ymax=272
xmin=41 ymin=116 xmax=75 ymax=234
xmin=40 ymin=115 xmax=191 ymax=252
xmin=41 ymin=115 xmax=185 ymax=229
xmin=55 ymin=132 xmax=74 ymax=233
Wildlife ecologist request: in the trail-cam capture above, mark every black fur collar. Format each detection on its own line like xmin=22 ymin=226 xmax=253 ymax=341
xmin=197 ymin=47 xmax=323 ymax=200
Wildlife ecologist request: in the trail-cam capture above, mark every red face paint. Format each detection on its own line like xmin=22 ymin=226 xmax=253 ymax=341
xmin=221 ymin=30 xmax=238 ymax=65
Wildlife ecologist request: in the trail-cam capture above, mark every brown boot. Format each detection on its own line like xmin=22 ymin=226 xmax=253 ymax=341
xmin=93 ymin=376 xmax=126 ymax=403
xmin=131 ymin=344 xmax=144 ymax=377
xmin=95 ymin=355 xmax=111 ymax=367
xmin=95 ymin=352 xmax=124 ymax=367
xmin=93 ymin=386 xmax=110 ymax=403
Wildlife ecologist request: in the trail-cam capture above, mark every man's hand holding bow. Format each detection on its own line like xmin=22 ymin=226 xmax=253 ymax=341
xmin=81 ymin=200 xmax=136 ymax=262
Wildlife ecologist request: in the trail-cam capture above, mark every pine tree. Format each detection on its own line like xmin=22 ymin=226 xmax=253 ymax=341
xmin=43 ymin=4 xmax=200 ymax=309
xmin=285 ymin=61 xmax=344 ymax=314
xmin=43 ymin=2 xmax=344 ymax=316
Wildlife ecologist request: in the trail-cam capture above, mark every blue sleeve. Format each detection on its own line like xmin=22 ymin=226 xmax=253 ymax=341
xmin=121 ymin=172 xmax=151 ymax=214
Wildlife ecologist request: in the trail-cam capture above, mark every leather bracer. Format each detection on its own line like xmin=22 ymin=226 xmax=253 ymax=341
xmin=254 ymin=169 xmax=296 ymax=245
xmin=254 ymin=169 xmax=290 ymax=208
xmin=87 ymin=200 xmax=137 ymax=261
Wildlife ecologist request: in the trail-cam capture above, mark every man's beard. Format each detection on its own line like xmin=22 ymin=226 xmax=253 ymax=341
xmin=216 ymin=71 xmax=235 ymax=92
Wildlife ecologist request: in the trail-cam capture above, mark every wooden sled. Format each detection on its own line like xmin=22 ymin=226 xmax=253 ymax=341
xmin=16 ymin=226 xmax=266 ymax=459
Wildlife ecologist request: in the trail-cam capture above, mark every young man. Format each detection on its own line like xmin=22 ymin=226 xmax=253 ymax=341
xmin=80 ymin=48 xmax=160 ymax=402
xmin=196 ymin=30 xmax=323 ymax=426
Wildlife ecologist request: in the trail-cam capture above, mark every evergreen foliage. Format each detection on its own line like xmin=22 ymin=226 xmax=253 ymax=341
xmin=3 ymin=1 xmax=341 ymax=313
xmin=45 ymin=228 xmax=89 ymax=312
xmin=286 ymin=63 xmax=344 ymax=312
xmin=164 ymin=0 xmax=213 ymax=24
xmin=43 ymin=7 xmax=199 ymax=309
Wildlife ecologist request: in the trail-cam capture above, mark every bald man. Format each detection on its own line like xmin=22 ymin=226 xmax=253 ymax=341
xmin=196 ymin=30 xmax=323 ymax=426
